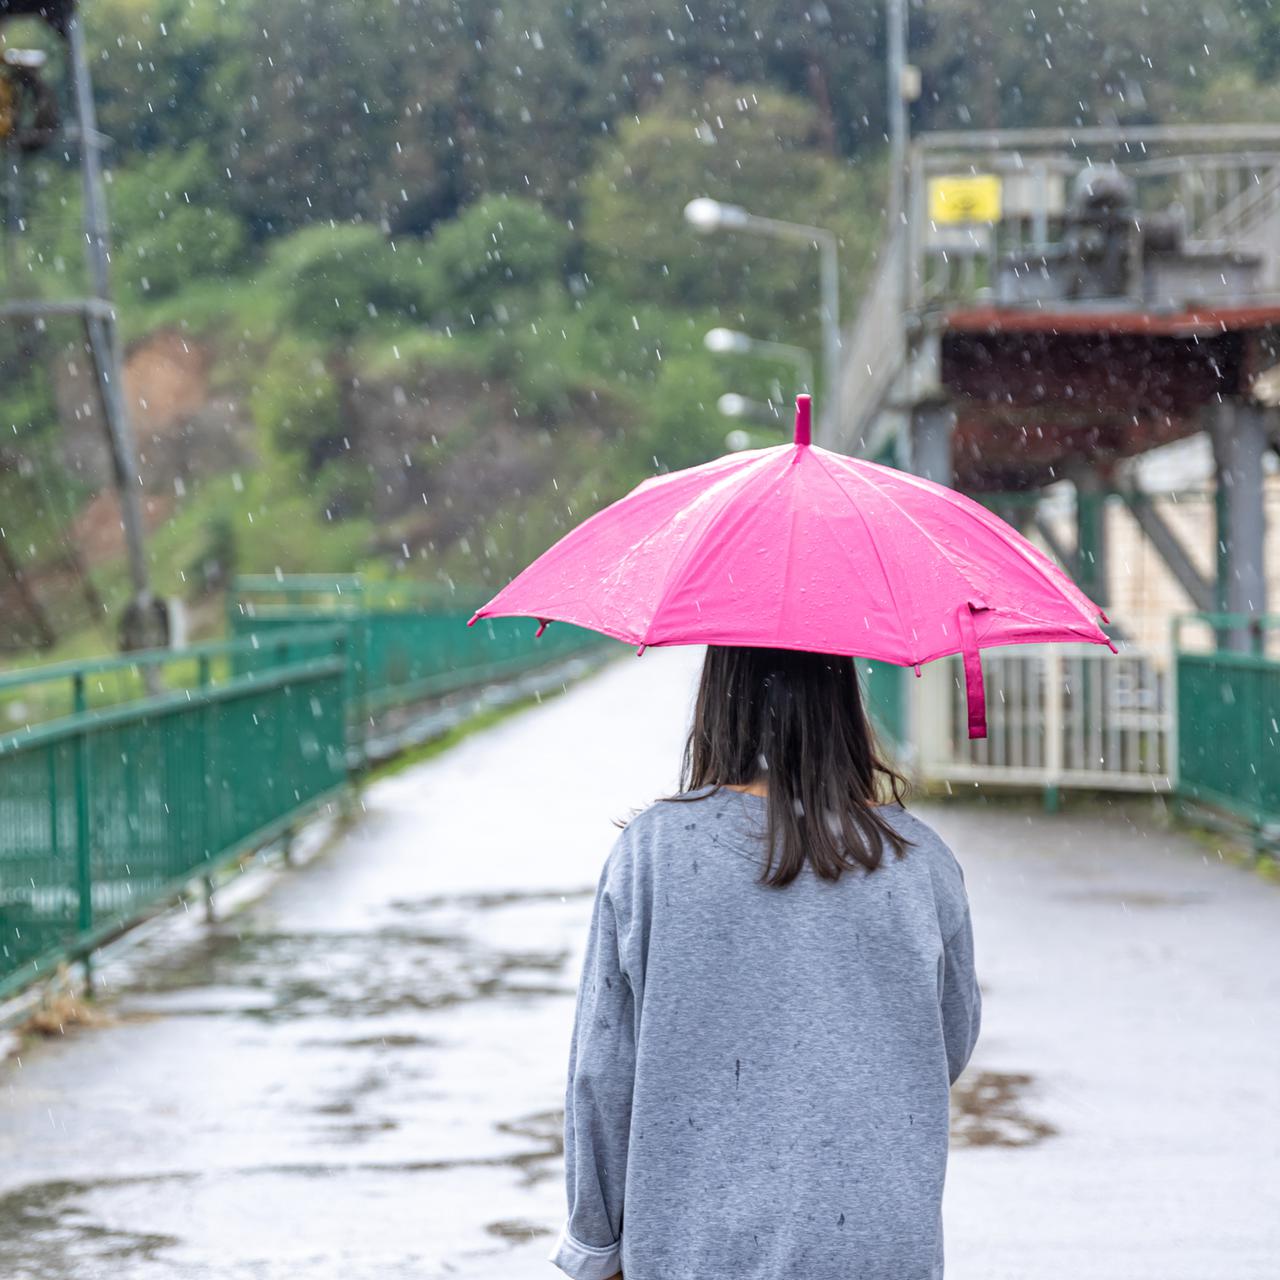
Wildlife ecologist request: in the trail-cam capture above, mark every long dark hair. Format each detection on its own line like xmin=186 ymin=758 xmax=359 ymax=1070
xmin=675 ymin=646 xmax=909 ymax=887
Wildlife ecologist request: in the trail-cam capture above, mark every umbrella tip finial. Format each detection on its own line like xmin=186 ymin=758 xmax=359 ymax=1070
xmin=794 ymin=394 xmax=812 ymax=447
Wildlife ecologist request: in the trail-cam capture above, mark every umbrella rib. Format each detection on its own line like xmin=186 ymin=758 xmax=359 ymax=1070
xmin=772 ymin=463 xmax=802 ymax=647
xmin=809 ymin=450 xmax=919 ymax=659
xmin=829 ymin=454 xmax=1095 ymax=639
xmin=875 ymin=467 xmax=1101 ymax=623
xmin=947 ymin=492 xmax=1102 ymax=622
xmin=839 ymin=463 xmax=991 ymax=605
xmin=640 ymin=452 xmax=781 ymax=645
xmin=809 ymin=477 xmax=911 ymax=656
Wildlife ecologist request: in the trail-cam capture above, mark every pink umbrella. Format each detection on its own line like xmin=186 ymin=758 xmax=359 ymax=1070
xmin=469 ymin=395 xmax=1112 ymax=737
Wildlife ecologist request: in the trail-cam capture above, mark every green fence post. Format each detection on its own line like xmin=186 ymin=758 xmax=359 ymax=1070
xmin=72 ymin=672 xmax=93 ymax=993
xmin=47 ymin=741 xmax=59 ymax=887
xmin=197 ymin=654 xmax=218 ymax=923
xmin=277 ymin=638 xmax=295 ymax=863
xmin=197 ymin=654 xmax=211 ymax=874
xmin=1248 ymin=657 xmax=1265 ymax=855
xmin=356 ymin=614 xmax=371 ymax=770
xmin=1169 ymin=615 xmax=1182 ymax=821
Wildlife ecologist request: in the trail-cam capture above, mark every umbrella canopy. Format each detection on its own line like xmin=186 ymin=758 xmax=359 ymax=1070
xmin=470 ymin=396 xmax=1111 ymax=737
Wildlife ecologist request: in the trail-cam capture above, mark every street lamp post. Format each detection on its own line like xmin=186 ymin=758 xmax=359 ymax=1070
xmin=717 ymin=392 xmax=782 ymax=422
xmin=684 ymin=197 xmax=840 ymax=424
xmin=703 ymin=327 xmax=815 ymax=394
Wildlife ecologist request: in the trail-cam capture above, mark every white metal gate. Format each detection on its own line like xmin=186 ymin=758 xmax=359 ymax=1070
xmin=910 ymin=645 xmax=1172 ymax=793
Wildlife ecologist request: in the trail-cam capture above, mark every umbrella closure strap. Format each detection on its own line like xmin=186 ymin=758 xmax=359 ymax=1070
xmin=957 ymin=602 xmax=989 ymax=740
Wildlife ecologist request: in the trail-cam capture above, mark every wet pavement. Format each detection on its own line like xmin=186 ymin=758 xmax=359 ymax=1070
xmin=2 ymin=647 xmax=1278 ymax=1279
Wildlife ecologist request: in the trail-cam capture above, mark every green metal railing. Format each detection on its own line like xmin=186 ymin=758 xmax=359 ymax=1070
xmin=1 ymin=578 xmax=616 ymax=998
xmin=1174 ymin=613 xmax=1280 ymax=838
xmin=0 ymin=628 xmax=350 ymax=999
xmin=228 ymin=576 xmax=605 ymax=728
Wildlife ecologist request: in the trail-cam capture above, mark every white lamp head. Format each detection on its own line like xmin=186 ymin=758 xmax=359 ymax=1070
xmin=684 ymin=198 xmax=749 ymax=232
xmin=684 ymin=197 xmax=724 ymax=231
xmin=704 ymin=327 xmax=750 ymax=354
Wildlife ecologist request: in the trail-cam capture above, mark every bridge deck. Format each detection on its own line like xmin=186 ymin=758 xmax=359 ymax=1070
xmin=1 ymin=649 xmax=1277 ymax=1278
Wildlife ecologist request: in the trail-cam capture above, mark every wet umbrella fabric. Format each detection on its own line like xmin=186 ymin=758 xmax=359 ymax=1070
xmin=469 ymin=396 xmax=1110 ymax=737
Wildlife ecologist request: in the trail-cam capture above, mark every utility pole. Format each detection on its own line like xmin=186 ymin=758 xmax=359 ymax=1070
xmin=66 ymin=11 xmax=159 ymax=651
xmin=0 ymin=2 xmax=162 ymax=655
xmin=886 ymin=0 xmax=909 ymax=231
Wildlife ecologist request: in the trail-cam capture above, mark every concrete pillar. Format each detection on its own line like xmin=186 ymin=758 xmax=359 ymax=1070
xmin=909 ymin=400 xmax=955 ymax=487
xmin=1073 ymin=470 xmax=1110 ymax=610
xmin=989 ymin=495 xmax=1035 ymax=536
xmin=1210 ymin=400 xmax=1269 ymax=650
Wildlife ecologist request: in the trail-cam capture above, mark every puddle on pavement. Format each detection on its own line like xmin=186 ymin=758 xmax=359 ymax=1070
xmin=1054 ymin=888 xmax=1209 ymax=908
xmin=0 ymin=1152 xmax=561 ymax=1279
xmin=0 ymin=1177 xmax=185 ymax=1279
xmin=0 ymin=1100 xmax=560 ymax=1269
xmin=308 ymin=1063 xmax=410 ymax=1144
xmin=486 ymin=1218 xmax=553 ymax=1243
xmin=950 ymin=1070 xmax=1057 ymax=1148
xmin=494 ymin=1109 xmax=565 ymax=1183
xmin=118 ymin=918 xmax=572 ymax=1023
xmin=301 ymin=1032 xmax=441 ymax=1050
xmin=388 ymin=886 xmax=594 ymax=913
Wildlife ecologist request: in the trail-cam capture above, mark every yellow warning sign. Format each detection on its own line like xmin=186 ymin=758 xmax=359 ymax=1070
xmin=928 ymin=174 xmax=1002 ymax=224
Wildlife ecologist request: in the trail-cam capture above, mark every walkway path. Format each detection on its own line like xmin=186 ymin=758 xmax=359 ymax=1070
xmin=1 ymin=648 xmax=1277 ymax=1279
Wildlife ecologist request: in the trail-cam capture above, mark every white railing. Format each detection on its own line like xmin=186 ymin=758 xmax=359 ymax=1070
xmin=1176 ymin=156 xmax=1280 ymax=244
xmin=911 ymin=645 xmax=1172 ymax=793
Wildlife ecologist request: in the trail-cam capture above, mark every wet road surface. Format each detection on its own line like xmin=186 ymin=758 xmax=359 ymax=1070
xmin=2 ymin=648 xmax=1278 ymax=1279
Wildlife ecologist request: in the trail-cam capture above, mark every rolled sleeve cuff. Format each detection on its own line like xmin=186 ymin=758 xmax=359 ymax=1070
xmin=547 ymin=1223 xmax=622 ymax=1280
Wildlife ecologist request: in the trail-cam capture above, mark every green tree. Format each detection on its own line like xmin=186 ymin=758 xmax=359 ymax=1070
xmin=912 ymin=0 xmax=1253 ymax=131
xmin=424 ymin=195 xmax=570 ymax=326
xmin=85 ymin=0 xmax=254 ymax=159
xmin=265 ymin=223 xmax=434 ymax=341
xmin=249 ymin=336 xmax=343 ymax=472
xmin=581 ymin=82 xmax=879 ymax=352
xmin=109 ymin=148 xmax=249 ymax=303
xmin=568 ymin=0 xmax=888 ymax=156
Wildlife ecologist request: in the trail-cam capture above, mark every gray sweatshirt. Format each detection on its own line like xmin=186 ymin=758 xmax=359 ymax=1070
xmin=549 ymin=786 xmax=980 ymax=1280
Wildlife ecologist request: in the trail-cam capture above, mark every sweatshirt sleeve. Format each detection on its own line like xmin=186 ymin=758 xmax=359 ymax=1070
xmin=549 ymin=859 xmax=636 ymax=1280
xmin=940 ymin=906 xmax=982 ymax=1085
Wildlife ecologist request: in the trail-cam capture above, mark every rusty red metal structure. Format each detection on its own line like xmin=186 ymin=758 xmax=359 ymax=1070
xmin=833 ymin=126 xmax=1280 ymax=629
xmin=944 ymin=303 xmax=1280 ymax=494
